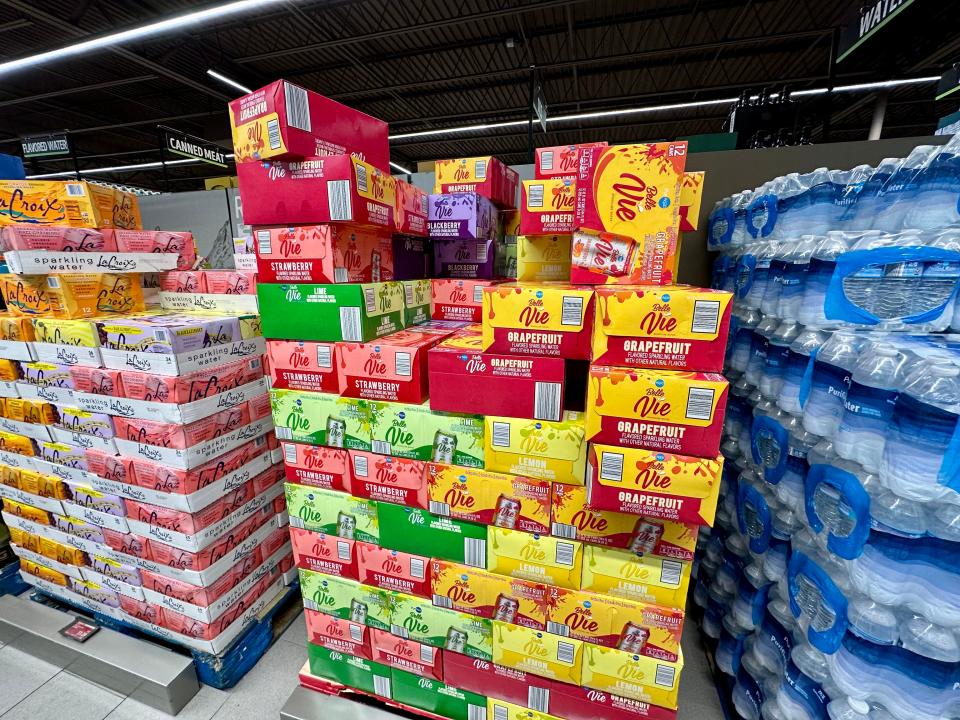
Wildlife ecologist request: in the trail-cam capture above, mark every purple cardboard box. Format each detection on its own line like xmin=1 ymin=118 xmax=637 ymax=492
xmin=392 ymin=235 xmax=434 ymax=280
xmin=433 ymin=238 xmax=497 ymax=279
xmin=427 ymin=193 xmax=498 ymax=240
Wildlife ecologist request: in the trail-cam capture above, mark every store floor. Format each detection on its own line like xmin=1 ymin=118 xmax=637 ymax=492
xmin=0 ymin=610 xmax=724 ymax=720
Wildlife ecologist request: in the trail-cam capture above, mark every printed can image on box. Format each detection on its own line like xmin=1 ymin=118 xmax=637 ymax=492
xmin=550 ymin=483 xmax=698 ymax=560
xmin=535 ymin=143 xmax=608 ymax=180
xmin=585 ymin=366 xmax=728 ymax=457
xmin=285 ymin=484 xmax=379 ymax=544
xmin=391 ymin=667 xmax=487 ymax=720
xmin=570 ymin=228 xmax=679 ymax=286
xmin=483 ymin=412 xmax=587 ymax=485
xmin=267 ymin=340 xmax=339 ymax=393
xmin=370 ymin=628 xmax=444 ymax=680
xmin=305 ymin=642 xmax=392 ymax=697
xmin=481 ymin=284 xmax=595 ymax=360
xmin=592 ymin=286 xmax=733 ymax=371
xmin=492 ymin=621 xmax=584 ymax=685
xmin=433 ymin=157 xmax=519 ymax=209
xmin=487 ymin=527 xmax=583 ymax=590
xmin=580 ymin=644 xmax=683 ymax=710
xmin=584 ymin=443 xmax=724 ymax=526
xmin=441 ymin=652 xmax=553 ymax=713
xmin=519 ymin=179 xmax=576 ymax=235
xmin=429 ymin=329 xmax=565 ymax=422
xmin=579 ymin=544 xmax=691 ymax=609
xmin=347 ymin=450 xmax=429 ymax=509
xmin=574 ymin=142 xmax=687 ymax=242
xmin=516 ymin=235 xmax=572 ymax=283
xmin=425 ymin=464 xmax=551 ymax=535
xmin=291 ymin=526 xmax=358 ymax=579
xmin=236 ymin=154 xmax=394 ymax=228
xmin=228 ymin=80 xmax=389 ymax=167
xmin=369 ymin=400 xmax=484 ymax=468
xmin=280 ymin=441 xmax=350 ymax=491
xmin=258 ymin=281 xmax=405 ymax=343
xmin=357 ymin=541 xmax=432 ymax=598
xmin=271 ymin=389 xmax=370 ymax=450
xmin=338 ymin=330 xmax=439 ymax=403
xmin=428 ymin=193 xmax=498 ymax=241
xmin=378 ymin=503 xmax=487 ymax=569
xmin=548 ymin=589 xmax=683 ymax=661
xmin=253 ymin=225 xmax=393 ymax=284
xmin=390 ymin=592 xmax=493 ymax=660
xmin=430 ymin=561 xmax=548 ymax=630
xmin=394 ymin=179 xmax=429 ymax=237
xmin=431 ymin=279 xmax=493 ymax=323
xmin=305 ymin=608 xmax=371 ymax=660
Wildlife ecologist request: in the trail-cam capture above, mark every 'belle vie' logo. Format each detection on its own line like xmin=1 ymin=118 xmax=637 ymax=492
xmin=612 ymin=173 xmax=659 ymax=221
xmin=632 ymin=389 xmax=671 ymax=418
xmin=519 ymin=299 xmax=549 ymax=327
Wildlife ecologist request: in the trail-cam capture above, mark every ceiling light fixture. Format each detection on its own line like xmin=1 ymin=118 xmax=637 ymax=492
xmin=389 ymin=161 xmax=413 ymax=174
xmin=0 ymin=0 xmax=290 ymax=77
xmin=27 ymin=158 xmax=201 ymax=180
xmin=206 ymin=69 xmax=253 ymax=94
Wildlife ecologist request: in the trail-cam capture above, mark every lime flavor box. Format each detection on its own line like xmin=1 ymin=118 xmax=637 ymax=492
xmin=369 ymin=400 xmax=484 ymax=467
xmin=390 ymin=592 xmax=493 ymax=660
xmin=305 ymin=643 xmax=392 ymax=698
xmin=271 ymin=388 xmax=371 ymax=450
xmin=391 ymin=668 xmax=487 ymax=720
xmin=378 ymin=503 xmax=487 ymax=568
xmin=257 ymin=281 xmax=405 ymax=342
xmin=286 ymin=484 xmax=380 ymax=544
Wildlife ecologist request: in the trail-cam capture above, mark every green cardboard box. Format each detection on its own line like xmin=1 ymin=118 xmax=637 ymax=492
xmin=369 ymin=400 xmax=484 ymax=467
xmin=258 ymin=282 xmax=405 ymax=342
xmin=391 ymin=592 xmax=493 ymax=660
xmin=271 ymin=388 xmax=371 ymax=449
xmin=391 ymin=668 xmax=487 ymax=720
xmin=402 ymin=279 xmax=431 ymax=326
xmin=299 ymin=569 xmax=365 ymax=619
xmin=378 ymin=503 xmax=486 ymax=568
xmin=285 ymin=484 xmax=379 ymax=543
xmin=306 ymin=642 xmax=392 ymax=697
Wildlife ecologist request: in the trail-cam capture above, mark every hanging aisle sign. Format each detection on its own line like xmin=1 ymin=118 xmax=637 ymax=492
xmin=21 ymin=133 xmax=71 ymax=158
xmin=837 ymin=0 xmax=916 ymax=62
xmin=161 ymin=128 xmax=228 ymax=168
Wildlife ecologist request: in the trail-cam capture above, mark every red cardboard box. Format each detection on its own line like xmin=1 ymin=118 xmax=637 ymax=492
xmin=535 ymin=143 xmax=608 ymax=180
xmin=519 ymin=179 xmax=576 ymax=235
xmin=433 ymin=156 xmax=519 ymax=209
xmin=267 ymin=340 xmax=339 ymax=393
xmin=356 ymin=541 xmax=432 ymax=598
xmin=236 ymin=154 xmax=394 ymax=228
xmin=394 ymin=178 xmax=429 ymax=237
xmin=337 ymin=330 xmax=441 ymax=403
xmin=346 ymin=450 xmax=429 ymax=509
xmin=429 ymin=328 xmax=565 ymax=421
xmin=228 ymin=80 xmax=389 ymax=168
xmin=549 ymin=680 xmax=678 ymax=720
xmin=290 ymin=526 xmax=359 ymax=580
xmin=254 ymin=225 xmax=393 ymax=284
xmin=431 ymin=279 xmax=496 ymax=323
xmin=305 ymin=608 xmax=372 ymax=660
xmin=371 ymin=628 xmax=444 ymax=681
xmin=441 ymin=652 xmax=553 ymax=710
xmin=280 ymin=442 xmax=351 ymax=491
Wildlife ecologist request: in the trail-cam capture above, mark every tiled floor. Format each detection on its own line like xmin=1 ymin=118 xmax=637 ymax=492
xmin=0 ymin=611 xmax=724 ymax=720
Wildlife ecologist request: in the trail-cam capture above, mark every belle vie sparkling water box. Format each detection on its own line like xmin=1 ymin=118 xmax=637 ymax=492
xmin=377 ymin=502 xmax=487 ymax=569
xmin=433 ymin=156 xmax=520 ymax=209
xmin=368 ymin=400 xmax=484 ymax=467
xmin=279 ymin=442 xmax=350 ymax=491
xmin=305 ymin=642 xmax=392 ymax=697
xmin=253 ymin=224 xmax=393 ymax=284
xmin=285 ymin=483 xmax=379 ymax=544
xmin=370 ymin=628 xmax=444 ymax=681
xmin=304 ymin=608 xmax=372 ymax=659
xmin=580 ymin=643 xmax=683 ymax=710
xmin=267 ymin=340 xmax=340 ymax=394
xmin=441 ymin=653 xmax=553 ymax=714
xmin=519 ymin=178 xmax=576 ymax=235
xmin=390 ymin=667 xmax=487 ymax=720
xmin=270 ymin=388 xmax=371 ymax=449
xmin=337 ymin=330 xmax=440 ymax=403
xmin=483 ymin=412 xmax=588 ymax=485
xmin=486 ymin=527 xmax=583 ymax=590
xmin=356 ymin=541 xmax=432 ymax=598
xmin=346 ymin=450 xmax=429 ymax=509
xmin=389 ymin=591 xmax=494 ymax=660
xmin=290 ymin=525 xmax=358 ymax=579
xmin=491 ymin=621 xmax=585 ymax=685
xmin=579 ymin=544 xmax=691 ymax=609
xmin=429 ymin=560 xmax=549 ymax=630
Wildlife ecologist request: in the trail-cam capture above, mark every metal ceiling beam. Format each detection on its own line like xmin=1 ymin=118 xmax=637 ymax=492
xmin=0 ymin=75 xmax=156 ymax=109
xmin=0 ymin=0 xmax=231 ymax=102
xmin=0 ymin=18 xmax=30 ymax=33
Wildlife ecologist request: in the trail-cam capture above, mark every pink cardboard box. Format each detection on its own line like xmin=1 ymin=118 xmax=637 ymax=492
xmin=103 ymin=229 xmax=197 ymax=270
xmin=290 ymin=525 xmax=358 ymax=580
xmin=147 ymin=512 xmax=270 ymax=571
xmin=280 ymin=442 xmax=350 ymax=491
xmin=254 ymin=225 xmax=393 ymax=284
xmin=267 ymin=340 xmax=339 ymax=393
xmin=68 ymin=367 xmax=122 ymax=396
xmin=0 ymin=226 xmax=117 ymax=252
xmin=236 ymin=155 xmax=395 ymax=229
xmin=346 ymin=450 xmax=428 ymax=509
xmin=394 ymin=179 xmax=429 ymax=237
xmin=129 ymin=437 xmax=270 ymax=494
xmin=431 ymin=279 xmax=496 ymax=323
xmin=371 ymin=628 xmax=444 ymax=681
xmin=534 ymin=143 xmax=608 ymax=180
xmin=337 ymin=330 xmax=440 ymax=403
xmin=204 ymin=270 xmax=257 ymax=295
xmin=85 ymin=449 xmax=133 ymax=483
xmin=113 ymin=405 xmax=250 ymax=449
xmin=119 ymin=596 xmax=164 ymax=625
xmin=228 ymin=80 xmax=389 ymax=168
xmin=121 ymin=357 xmax=261 ymax=404
xmin=159 ymin=271 xmax=207 ymax=293
xmin=356 ymin=541 xmax=432 ymax=598
xmin=305 ymin=608 xmax=372 ymax=660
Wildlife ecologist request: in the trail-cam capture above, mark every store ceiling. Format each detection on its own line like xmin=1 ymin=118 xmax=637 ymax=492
xmin=0 ymin=0 xmax=957 ymax=190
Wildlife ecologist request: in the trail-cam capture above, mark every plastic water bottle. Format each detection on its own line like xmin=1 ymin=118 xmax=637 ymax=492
xmin=873 ymin=231 xmax=926 ymax=323
xmin=918 ymin=228 xmax=960 ymax=330
xmin=834 ymin=342 xmax=912 ymax=472
xmin=761 ymin=241 xmax=791 ymax=317
xmin=800 ymin=167 xmax=837 ymax=237
xmin=798 ymin=231 xmax=861 ymax=327
xmin=773 ymin=173 xmax=805 ymax=241
xmin=733 ymin=190 xmax=756 ymax=247
xmin=777 ymin=235 xmax=817 ymax=319
xmin=709 ymin=197 xmax=736 ymax=250
xmin=846 ymin=158 xmax=899 ymax=230
xmin=730 ymin=308 xmax=762 ymax=374
xmin=839 ymin=231 xmax=893 ymax=319
xmin=802 ymin=332 xmax=864 ymax=438
xmin=835 ymin=165 xmax=872 ymax=226
xmin=760 ymin=322 xmax=801 ymax=400
xmin=871 ymin=146 xmax=939 ymax=233
xmin=902 ymin=134 xmax=960 ymax=231
xmin=778 ymin=329 xmax=827 ymax=416
xmin=880 ymin=359 xmax=960 ymax=504
xmin=745 ymin=242 xmax=776 ymax=310
xmin=748 ymin=181 xmax=778 ymax=240
xmin=826 ymin=698 xmax=872 ymax=720
xmin=746 ymin=317 xmax=780 ymax=388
